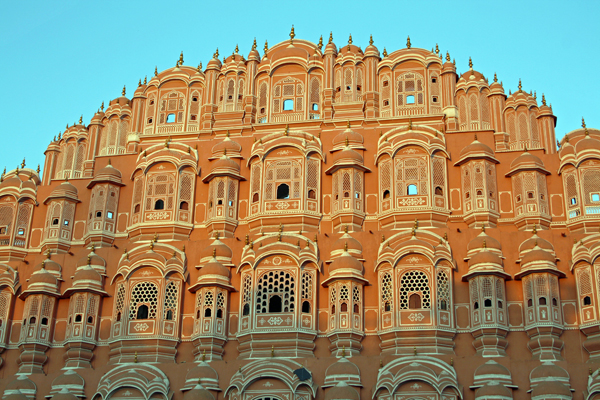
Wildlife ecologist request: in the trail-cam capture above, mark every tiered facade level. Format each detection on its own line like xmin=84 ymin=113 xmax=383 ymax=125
xmin=2 ymin=32 xmax=600 ymax=400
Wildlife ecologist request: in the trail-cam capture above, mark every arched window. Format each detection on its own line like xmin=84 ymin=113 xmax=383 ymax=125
xmin=408 ymin=293 xmax=421 ymax=309
xmin=381 ymin=272 xmax=393 ymax=311
xmin=302 ymin=301 xmax=310 ymax=313
xmin=277 ymin=184 xmax=290 ymax=199
xmin=584 ymin=296 xmax=591 ymax=306
xmin=242 ymin=275 xmax=252 ymax=317
xmin=256 ymin=270 xmax=295 ymax=313
xmin=154 ymin=199 xmax=165 ymax=210
xmin=400 ymin=270 xmax=431 ymax=310
xmin=407 ymin=184 xmax=418 ymax=195
xmin=129 ymin=282 xmax=159 ymax=320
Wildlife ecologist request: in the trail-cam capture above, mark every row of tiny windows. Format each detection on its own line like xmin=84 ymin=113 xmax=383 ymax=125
xmin=570 ymin=193 xmax=600 ymax=205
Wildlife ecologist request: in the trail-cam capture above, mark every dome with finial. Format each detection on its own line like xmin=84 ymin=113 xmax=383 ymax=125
xmin=332 ymin=123 xmax=364 ymax=149
xmin=530 ymin=380 xmax=572 ymax=399
xmin=199 ymin=234 xmax=233 ymax=265
xmin=324 ymin=356 xmax=362 ymax=388
xmin=88 ymin=160 xmax=123 ymax=188
xmin=518 ymin=228 xmax=555 ymax=256
xmin=456 ymin=136 xmax=498 ymax=165
xmin=559 ymin=141 xmax=576 ymax=159
xmin=50 ymin=388 xmax=79 ymax=400
xmin=333 ymin=146 xmax=363 ymax=164
xmin=64 ymin=263 xmax=106 ymax=297
xmin=206 ymin=48 xmax=222 ymax=70
xmin=329 ymin=249 xmax=363 ymax=275
xmin=324 ymin=382 xmax=360 ymax=400
xmin=44 ymin=180 xmax=79 ymax=204
xmin=34 ymin=253 xmax=62 ymax=279
xmin=530 ymin=361 xmax=570 ymax=385
xmin=4 ymin=393 xmax=28 ymax=400
xmin=331 ymin=228 xmax=363 ymax=258
xmin=183 ymin=361 xmax=220 ymax=391
xmin=20 ymin=265 xmax=60 ymax=298
xmin=4 ymin=375 xmax=36 ymax=395
xmin=474 ymin=382 xmax=512 ymax=400
xmin=210 ymin=154 xmax=241 ymax=175
xmin=364 ymin=35 xmax=379 ymax=57
xmin=182 ymin=384 xmax=214 ymax=400
xmin=50 ymin=369 xmax=85 ymax=396
xmin=467 ymin=227 xmax=502 ymax=255
xmin=472 ymin=360 xmax=514 ymax=388
xmin=190 ymin=251 xmax=233 ymax=292
xmin=211 ymin=134 xmax=242 ymax=158
xmin=75 ymin=247 xmax=106 ymax=273
xmin=507 ymin=150 xmax=550 ymax=176
xmin=324 ymin=32 xmax=337 ymax=53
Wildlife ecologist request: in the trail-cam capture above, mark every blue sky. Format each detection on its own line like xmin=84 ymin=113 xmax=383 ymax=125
xmin=0 ymin=0 xmax=597 ymax=172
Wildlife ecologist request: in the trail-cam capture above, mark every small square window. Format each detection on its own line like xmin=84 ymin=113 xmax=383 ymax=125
xmin=432 ymin=96 xmax=438 ymax=103
xmin=107 ymin=211 xmax=114 ymax=219
xmin=64 ymin=220 xmax=70 ymax=226
xmin=592 ymin=193 xmax=600 ymax=202
xmin=17 ymin=228 xmax=24 ymax=235
xmin=166 ymin=113 xmax=175 ymax=123
xmin=406 ymin=95 xmax=415 ymax=104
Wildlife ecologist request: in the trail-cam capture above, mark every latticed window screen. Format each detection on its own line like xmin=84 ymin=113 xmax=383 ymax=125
xmin=306 ymin=159 xmax=319 ymax=199
xmin=381 ymin=272 xmax=393 ymax=308
xmin=380 ymin=160 xmax=392 ymax=196
xmin=0 ymin=205 xmax=14 ymax=233
xmin=583 ymin=169 xmax=600 ymax=205
xmin=0 ymin=290 xmax=10 ymax=323
xmin=145 ymin=173 xmax=176 ymax=213
xmin=396 ymin=72 xmax=424 ymax=107
xmin=437 ymin=270 xmax=450 ymax=309
xmin=301 ymin=272 xmax=313 ymax=300
xmin=469 ymin=94 xmax=479 ymax=125
xmin=340 ymin=285 xmax=349 ymax=301
xmin=550 ymin=275 xmax=559 ymax=304
xmin=399 ymin=270 xmax=431 ymax=309
xmin=535 ymin=274 xmax=548 ymax=300
xmin=432 ymin=158 xmax=446 ymax=196
xmin=251 ymin=163 xmax=262 ymax=203
xmin=204 ymin=290 xmax=214 ymax=308
xmin=115 ymin=283 xmax=125 ymax=317
xmin=272 ymin=77 xmax=304 ymax=113
xmin=129 ymin=281 xmax=159 ymax=319
xmin=87 ymin=295 xmax=97 ymax=316
xmin=159 ymin=91 xmax=185 ymax=123
xmin=264 ymin=160 xmax=302 ymax=200
xmin=395 ymin=157 xmax=428 ymax=197
xmin=462 ymin=165 xmax=471 ymax=201
xmin=578 ymin=269 xmax=592 ymax=299
xmin=495 ymin=278 xmax=504 ymax=301
xmin=242 ymin=275 xmax=252 ymax=304
xmin=330 ymin=287 xmax=337 ymax=305
xmin=564 ymin=171 xmax=579 ymax=209
xmin=217 ymin=292 xmax=225 ymax=315
xmin=146 ymin=94 xmax=156 ymax=125
xmin=189 ymin=90 xmax=201 ymax=122
xmin=258 ymin=82 xmax=268 ymax=115
xmin=381 ymin=75 xmax=391 ymax=108
xmin=42 ymin=297 xmax=53 ymax=317
xmin=470 ymin=279 xmax=479 ymax=307
xmin=523 ymin=276 xmax=533 ymax=307
xmin=256 ymin=270 xmax=295 ymax=313
xmin=353 ymin=285 xmax=360 ymax=305
xmin=309 ymin=77 xmax=321 ymax=112
xmin=507 ymin=112 xmax=517 ymax=147
xmin=163 ymin=281 xmax=179 ymax=319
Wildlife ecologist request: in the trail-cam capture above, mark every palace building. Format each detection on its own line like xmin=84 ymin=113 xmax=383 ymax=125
xmin=0 ymin=30 xmax=599 ymax=400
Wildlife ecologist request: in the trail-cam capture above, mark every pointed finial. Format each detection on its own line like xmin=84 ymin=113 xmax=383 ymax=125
xmin=144 ymin=76 xmax=147 ymax=85
xmin=328 ymin=31 xmax=333 ymax=44
xmin=271 ymin=345 xmax=275 ymax=357
xmin=202 ymin=349 xmax=206 ymax=362
xmin=342 ymin=345 xmax=346 ymax=357
xmin=214 ymin=231 xmax=220 ymax=240
xmin=149 ymin=241 xmax=154 ymax=251
xmin=413 ymin=346 xmax=417 ymax=355
xmin=380 ymin=360 xmax=383 ymax=368
xmin=285 ymin=124 xmax=289 ymax=135
xmin=482 ymin=239 xmax=487 ymax=249
xmin=154 ymin=66 xmax=158 ymax=76
xmin=583 ymin=117 xmax=587 ymax=128
xmin=46 ymin=249 xmax=51 ymax=259
xmin=518 ymin=79 xmax=522 ymax=92
xmin=383 ymin=47 xmax=388 ymax=57
xmin=134 ymin=351 xmax=138 ymax=363
xmin=542 ymin=93 xmax=546 ymax=106
xmin=279 ymin=223 xmax=283 ymax=233
xmin=532 ymin=225 xmax=537 ymax=235
xmin=179 ymin=51 xmax=184 ymax=66
xmin=264 ymin=40 xmax=268 ymax=53
xmin=408 ymin=118 xmax=412 ymax=130
xmin=435 ymin=43 xmax=439 ymax=54
xmin=289 ymin=25 xmax=295 ymax=43
xmin=317 ymin=35 xmax=323 ymax=50
xmin=493 ymin=73 xmax=498 ymax=83
xmin=406 ymin=35 xmax=411 ymax=48
xmin=348 ymin=34 xmax=353 ymax=45
xmin=36 ymin=164 xmax=40 ymax=174
xmin=451 ymin=357 xmax=454 ymax=366
xmin=369 ymin=34 xmax=374 ymax=46
xmin=345 ymin=136 xmax=349 ymax=147
xmin=138 ymin=78 xmax=142 ymax=86
xmin=197 ymin=63 xmax=202 ymax=72
xmin=21 ymin=158 xmax=25 ymax=168
xmin=212 ymin=247 xmax=216 ymax=258
xmin=381 ymin=234 xmax=385 ymax=243
xmin=344 ymin=225 xmax=349 ymax=233
xmin=481 ymin=224 xmax=485 ymax=232
xmin=245 ymin=234 xmax=249 ymax=245
xmin=79 ymin=115 xmax=83 ymax=125
xmin=444 ymin=232 xmax=448 ymax=241
xmin=468 ymin=57 xmax=473 ymax=69
xmin=344 ymin=242 xmax=348 ymax=252
xmin=235 ymin=44 xmax=239 ymax=54
xmin=446 ymin=51 xmax=450 ymax=62
xmin=122 ymin=85 xmax=126 ymax=96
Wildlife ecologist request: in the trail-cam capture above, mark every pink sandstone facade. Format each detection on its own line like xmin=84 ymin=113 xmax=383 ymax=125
xmin=0 ymin=31 xmax=598 ymax=400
